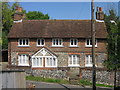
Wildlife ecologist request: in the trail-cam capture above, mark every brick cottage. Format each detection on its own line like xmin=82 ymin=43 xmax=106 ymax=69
xmin=7 ymin=7 xmax=112 ymax=83
xmin=8 ymin=19 xmax=107 ymax=68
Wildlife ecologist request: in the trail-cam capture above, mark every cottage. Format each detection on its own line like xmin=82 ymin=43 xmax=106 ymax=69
xmin=8 ymin=19 xmax=107 ymax=69
xmin=8 ymin=7 xmax=107 ymax=75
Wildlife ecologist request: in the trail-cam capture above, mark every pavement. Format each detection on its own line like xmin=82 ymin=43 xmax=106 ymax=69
xmin=26 ymin=80 xmax=114 ymax=90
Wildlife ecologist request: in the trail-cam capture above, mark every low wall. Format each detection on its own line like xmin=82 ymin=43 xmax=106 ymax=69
xmin=31 ymin=69 xmax=69 ymax=80
xmin=80 ymin=68 xmax=120 ymax=85
xmin=25 ymin=67 xmax=120 ymax=85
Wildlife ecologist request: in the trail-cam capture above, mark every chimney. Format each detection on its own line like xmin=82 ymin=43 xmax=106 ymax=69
xmin=96 ymin=7 xmax=104 ymax=20
xmin=14 ymin=6 xmax=25 ymax=22
xmin=15 ymin=6 xmax=22 ymax=13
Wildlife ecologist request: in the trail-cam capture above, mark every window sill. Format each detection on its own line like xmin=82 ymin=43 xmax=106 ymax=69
xmin=32 ymin=66 xmax=43 ymax=68
xmin=51 ymin=46 xmax=64 ymax=47
xmin=68 ymin=65 xmax=80 ymax=67
xmin=85 ymin=65 xmax=97 ymax=67
xmin=85 ymin=65 xmax=92 ymax=67
xmin=18 ymin=64 xmax=30 ymax=66
xmin=45 ymin=66 xmax=57 ymax=68
xmin=69 ymin=46 xmax=79 ymax=48
xmin=36 ymin=45 xmax=45 ymax=47
xmin=18 ymin=45 xmax=30 ymax=47
xmin=85 ymin=45 xmax=97 ymax=48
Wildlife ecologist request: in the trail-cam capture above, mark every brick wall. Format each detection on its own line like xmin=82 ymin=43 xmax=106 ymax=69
xmin=8 ymin=38 xmax=107 ymax=68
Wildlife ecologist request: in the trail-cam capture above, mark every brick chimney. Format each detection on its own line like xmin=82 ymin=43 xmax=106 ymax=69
xmin=14 ymin=6 xmax=25 ymax=22
xmin=96 ymin=7 xmax=104 ymax=20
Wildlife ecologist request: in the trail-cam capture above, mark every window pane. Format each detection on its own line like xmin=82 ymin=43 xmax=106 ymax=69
xmin=23 ymin=40 xmax=25 ymax=45
xmin=71 ymin=40 xmax=73 ymax=45
xmin=69 ymin=56 xmax=72 ymax=64
xmin=53 ymin=58 xmax=56 ymax=66
xmin=38 ymin=40 xmax=40 ymax=45
xmin=59 ymin=39 xmax=62 ymax=45
xmin=90 ymin=55 xmax=92 ymax=64
xmin=56 ymin=40 xmax=58 ymax=45
xmin=90 ymin=40 xmax=92 ymax=45
xmin=86 ymin=55 xmax=89 ymax=64
xmin=87 ymin=40 xmax=89 ymax=45
xmin=77 ymin=56 xmax=79 ymax=64
xmin=73 ymin=55 xmax=76 ymax=64
xmin=74 ymin=39 xmax=77 ymax=45
xmin=41 ymin=39 xmax=44 ymax=45
xmin=53 ymin=40 xmax=55 ymax=45
xmin=19 ymin=40 xmax=22 ymax=45
xmin=26 ymin=40 xmax=28 ymax=45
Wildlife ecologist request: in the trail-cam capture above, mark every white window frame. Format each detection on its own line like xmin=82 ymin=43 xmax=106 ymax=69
xmin=18 ymin=39 xmax=29 ymax=46
xmin=37 ymin=39 xmax=45 ymax=46
xmin=18 ymin=54 xmax=29 ymax=66
xmin=45 ymin=56 xmax=57 ymax=67
xmin=85 ymin=39 xmax=97 ymax=47
xmin=52 ymin=39 xmax=63 ymax=47
xmin=32 ymin=57 xmax=43 ymax=68
xmin=70 ymin=39 xmax=78 ymax=47
xmin=68 ymin=55 xmax=80 ymax=67
xmin=85 ymin=55 xmax=92 ymax=67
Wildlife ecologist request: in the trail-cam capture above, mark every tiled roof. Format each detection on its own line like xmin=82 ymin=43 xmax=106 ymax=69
xmin=8 ymin=20 xmax=107 ymax=39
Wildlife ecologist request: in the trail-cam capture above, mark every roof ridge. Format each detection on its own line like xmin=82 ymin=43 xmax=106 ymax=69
xmin=23 ymin=19 xmax=92 ymax=21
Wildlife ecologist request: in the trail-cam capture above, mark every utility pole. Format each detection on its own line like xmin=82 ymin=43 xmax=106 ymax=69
xmin=91 ymin=0 xmax=96 ymax=90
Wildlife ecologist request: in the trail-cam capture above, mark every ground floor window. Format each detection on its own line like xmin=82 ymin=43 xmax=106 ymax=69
xmin=45 ymin=57 xmax=57 ymax=67
xmin=68 ymin=55 xmax=80 ymax=66
xmin=32 ymin=57 xmax=57 ymax=67
xmin=18 ymin=54 xmax=29 ymax=66
xmin=85 ymin=55 xmax=92 ymax=67
xmin=32 ymin=57 xmax=43 ymax=67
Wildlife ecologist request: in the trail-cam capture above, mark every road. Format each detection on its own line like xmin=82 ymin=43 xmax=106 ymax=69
xmin=26 ymin=80 xmax=113 ymax=90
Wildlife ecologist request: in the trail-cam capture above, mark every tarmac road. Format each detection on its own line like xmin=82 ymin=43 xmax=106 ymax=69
xmin=26 ymin=80 xmax=113 ymax=90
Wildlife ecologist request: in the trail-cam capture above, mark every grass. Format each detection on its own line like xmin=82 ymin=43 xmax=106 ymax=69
xmin=79 ymin=79 xmax=92 ymax=86
xmin=26 ymin=75 xmax=113 ymax=88
xmin=79 ymin=79 xmax=113 ymax=88
xmin=96 ymin=83 xmax=113 ymax=88
xmin=26 ymin=75 xmax=69 ymax=84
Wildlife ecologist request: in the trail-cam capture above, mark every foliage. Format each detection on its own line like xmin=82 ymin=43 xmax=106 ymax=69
xmin=2 ymin=2 xmax=13 ymax=31
xmin=2 ymin=31 xmax=8 ymax=49
xmin=26 ymin=11 xmax=49 ymax=20
xmin=104 ymin=9 xmax=120 ymax=70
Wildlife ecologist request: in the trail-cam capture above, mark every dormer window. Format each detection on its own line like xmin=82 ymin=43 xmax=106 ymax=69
xmin=52 ymin=39 xmax=63 ymax=46
xmin=85 ymin=39 xmax=97 ymax=47
xmin=37 ymin=39 xmax=45 ymax=46
xmin=18 ymin=39 xmax=29 ymax=46
xmin=70 ymin=39 xmax=78 ymax=47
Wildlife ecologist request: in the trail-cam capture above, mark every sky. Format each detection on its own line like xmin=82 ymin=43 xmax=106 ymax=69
xmin=10 ymin=2 xmax=119 ymax=20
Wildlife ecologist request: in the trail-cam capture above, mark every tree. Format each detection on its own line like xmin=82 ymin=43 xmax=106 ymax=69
xmin=104 ymin=9 xmax=120 ymax=89
xmin=2 ymin=2 xmax=22 ymax=49
xmin=26 ymin=11 xmax=49 ymax=20
xmin=2 ymin=2 xmax=13 ymax=31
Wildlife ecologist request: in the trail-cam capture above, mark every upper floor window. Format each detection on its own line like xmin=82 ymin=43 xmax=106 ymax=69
xmin=85 ymin=55 xmax=92 ymax=67
xmin=68 ymin=55 xmax=80 ymax=66
xmin=85 ymin=39 xmax=97 ymax=47
xmin=52 ymin=39 xmax=63 ymax=46
xmin=18 ymin=54 xmax=29 ymax=66
xmin=70 ymin=39 xmax=78 ymax=47
xmin=37 ymin=39 xmax=45 ymax=46
xmin=18 ymin=39 xmax=29 ymax=46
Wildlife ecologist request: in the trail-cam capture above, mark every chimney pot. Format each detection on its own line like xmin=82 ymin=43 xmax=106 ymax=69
xmin=99 ymin=7 xmax=102 ymax=11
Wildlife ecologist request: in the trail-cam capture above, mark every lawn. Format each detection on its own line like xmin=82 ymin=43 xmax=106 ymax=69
xmin=26 ymin=75 xmax=113 ymax=88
